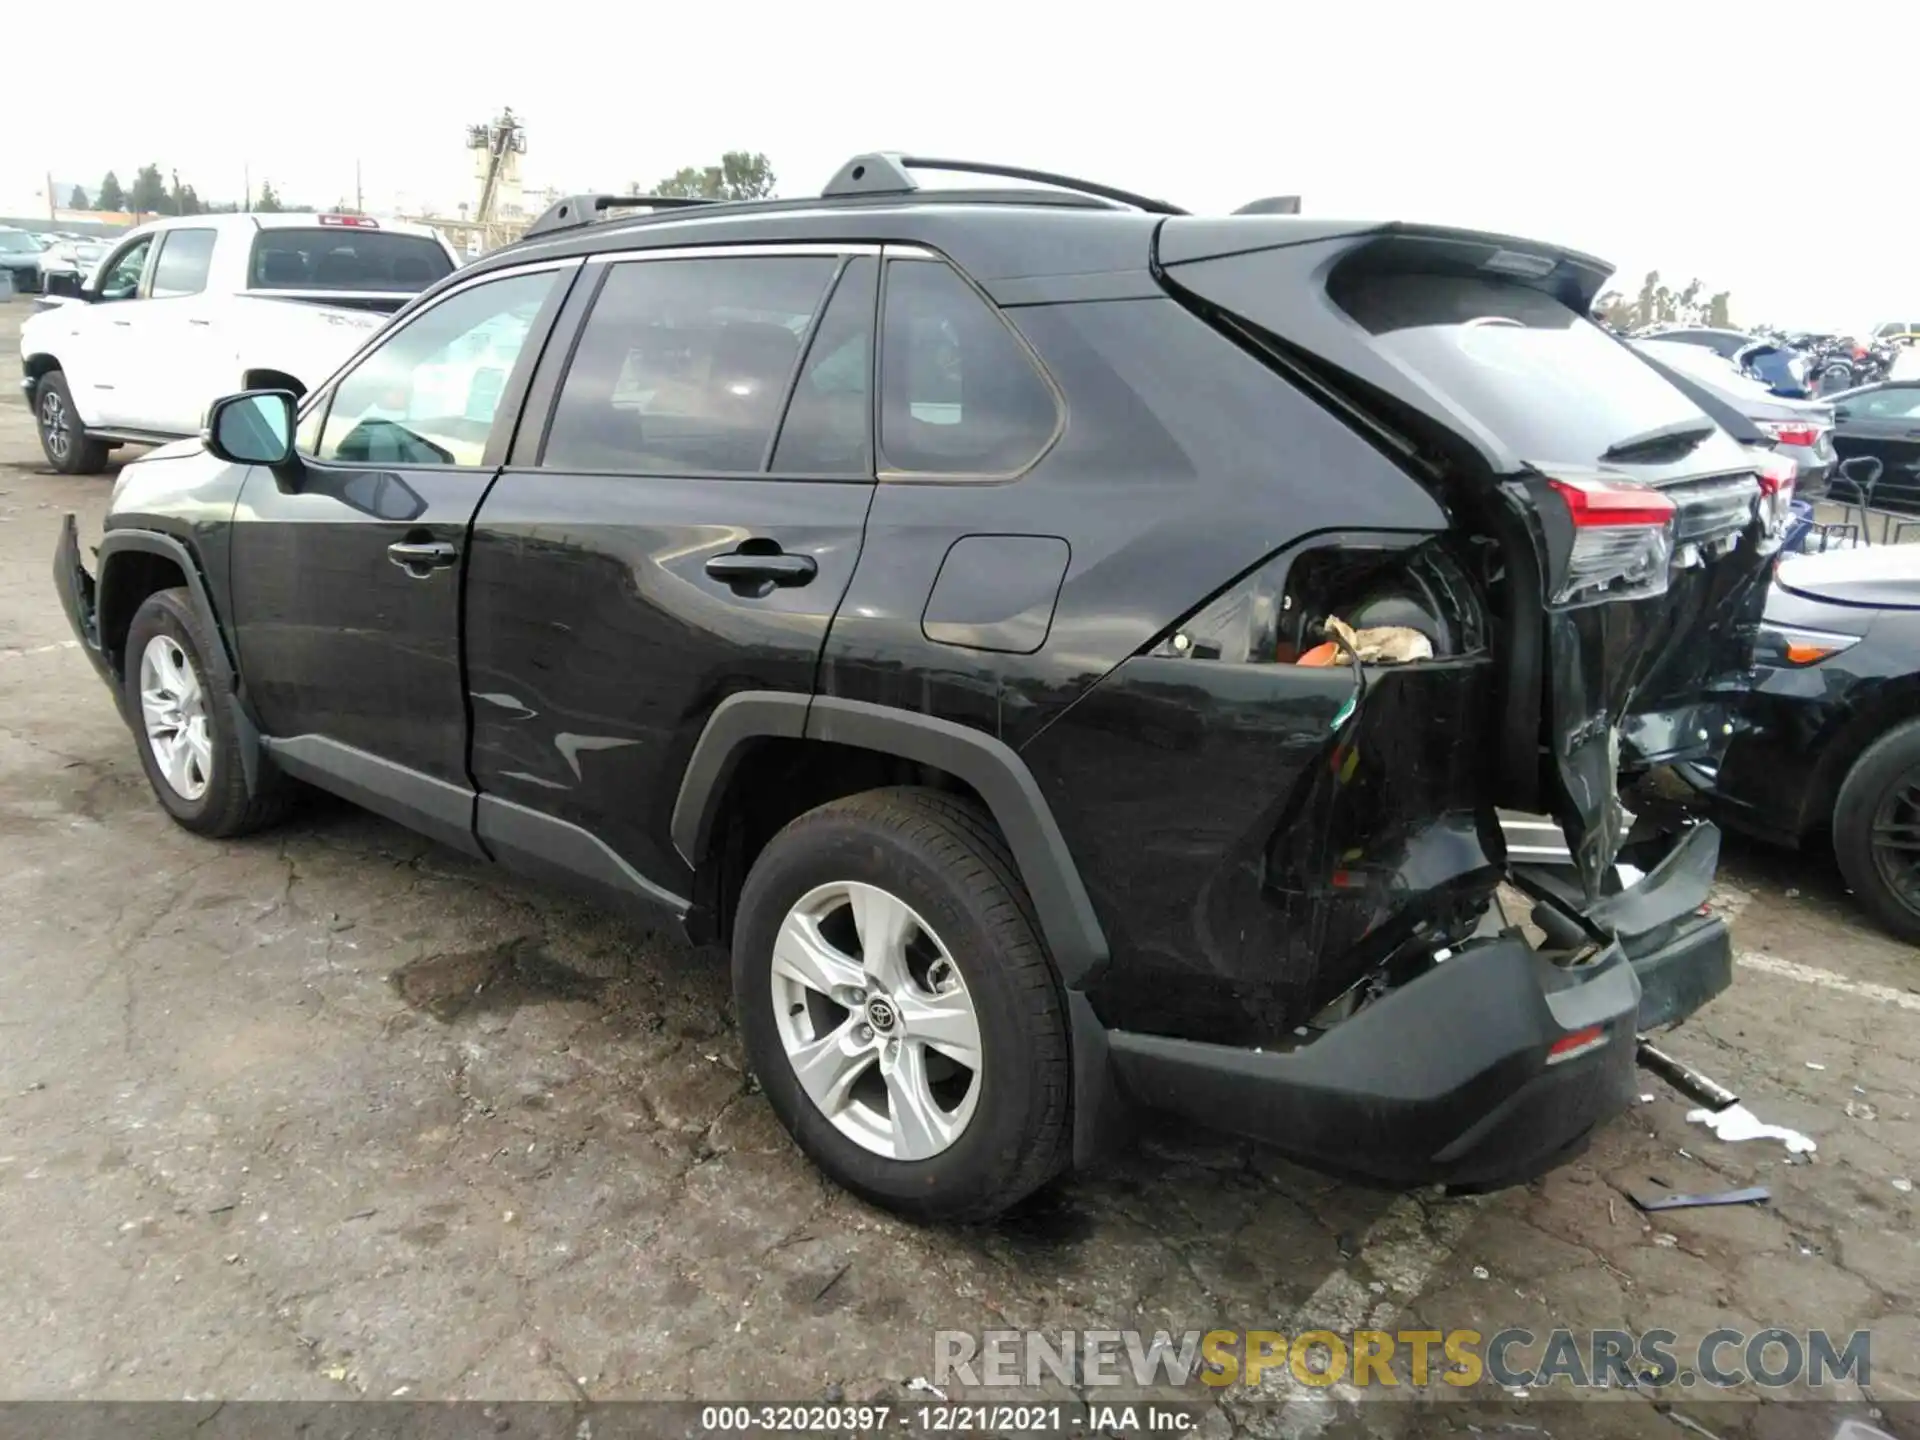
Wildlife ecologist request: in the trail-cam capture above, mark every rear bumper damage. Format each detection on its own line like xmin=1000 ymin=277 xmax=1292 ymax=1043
xmin=1075 ymin=823 xmax=1731 ymax=1188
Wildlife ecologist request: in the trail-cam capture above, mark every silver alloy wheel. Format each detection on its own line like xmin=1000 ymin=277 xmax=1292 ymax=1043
xmin=770 ymin=881 xmax=983 ymax=1161
xmin=39 ymin=388 xmax=70 ymax=463
xmin=138 ymin=633 xmax=213 ymax=802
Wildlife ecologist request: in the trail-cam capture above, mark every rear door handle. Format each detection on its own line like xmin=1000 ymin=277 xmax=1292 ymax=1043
xmin=387 ymin=539 xmax=458 ymax=576
xmin=705 ymin=550 xmax=818 ymax=588
xmin=187 ymin=318 xmax=212 ymax=327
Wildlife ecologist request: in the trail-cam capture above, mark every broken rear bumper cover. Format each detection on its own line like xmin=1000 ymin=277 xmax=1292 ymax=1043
xmin=1075 ymin=824 xmax=1732 ymax=1189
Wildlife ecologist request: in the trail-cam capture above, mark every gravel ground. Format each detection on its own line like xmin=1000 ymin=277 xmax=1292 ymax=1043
xmin=1 ymin=296 xmax=1914 ymax=1438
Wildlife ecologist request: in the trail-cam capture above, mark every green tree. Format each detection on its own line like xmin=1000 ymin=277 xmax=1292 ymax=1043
xmin=96 ymin=171 xmax=125 ymax=211
xmin=166 ymin=170 xmax=204 ymax=216
xmin=128 ymin=164 xmax=168 ymax=214
xmin=650 ymin=151 xmax=776 ymax=202
xmin=68 ymin=186 xmax=91 ymax=211
xmin=255 ymin=180 xmax=284 ymax=213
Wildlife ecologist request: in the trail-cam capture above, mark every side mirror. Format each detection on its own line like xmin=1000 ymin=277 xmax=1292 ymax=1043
xmin=43 ymin=273 xmax=84 ymax=300
xmin=204 ymin=390 xmax=297 ymax=467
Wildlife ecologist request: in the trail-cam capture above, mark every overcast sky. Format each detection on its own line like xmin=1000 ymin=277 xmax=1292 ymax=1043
xmin=9 ymin=0 xmax=1915 ymax=331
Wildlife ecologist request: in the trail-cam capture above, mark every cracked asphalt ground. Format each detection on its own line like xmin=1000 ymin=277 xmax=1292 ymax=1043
xmin=0 ymin=297 xmax=1916 ymax=1438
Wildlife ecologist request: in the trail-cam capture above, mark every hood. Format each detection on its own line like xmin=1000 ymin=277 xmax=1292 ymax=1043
xmin=140 ymin=436 xmax=211 ymax=463
xmin=1776 ymin=544 xmax=1920 ymax=610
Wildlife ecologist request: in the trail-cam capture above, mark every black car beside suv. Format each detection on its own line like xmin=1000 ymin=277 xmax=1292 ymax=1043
xmin=51 ymin=155 xmax=1780 ymax=1220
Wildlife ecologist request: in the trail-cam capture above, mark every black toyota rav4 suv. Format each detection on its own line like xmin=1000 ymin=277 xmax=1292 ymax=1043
xmin=52 ymin=155 xmax=1781 ymax=1221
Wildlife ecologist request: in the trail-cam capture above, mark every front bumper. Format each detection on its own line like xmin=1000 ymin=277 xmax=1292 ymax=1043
xmin=53 ymin=513 xmax=117 ymax=693
xmin=1078 ymin=823 xmax=1732 ymax=1189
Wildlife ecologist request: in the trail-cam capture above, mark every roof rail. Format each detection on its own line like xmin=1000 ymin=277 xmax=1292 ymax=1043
xmin=522 ymin=192 xmax=715 ymax=240
xmin=1234 ymin=195 xmax=1302 ymax=215
xmin=821 ymin=153 xmax=1187 ymax=216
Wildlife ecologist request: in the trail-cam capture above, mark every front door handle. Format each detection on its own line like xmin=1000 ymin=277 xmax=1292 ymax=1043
xmin=387 ymin=539 xmax=458 ymax=577
xmin=705 ymin=550 xmax=818 ymax=589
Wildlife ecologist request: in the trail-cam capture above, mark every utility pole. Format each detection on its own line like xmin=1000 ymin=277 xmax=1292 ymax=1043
xmin=45 ymin=172 xmax=55 ymax=221
xmin=355 ymin=159 xmax=363 ymax=214
xmin=244 ymin=162 xmax=252 ymax=211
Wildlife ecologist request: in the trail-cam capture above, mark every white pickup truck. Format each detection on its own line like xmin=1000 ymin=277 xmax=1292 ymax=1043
xmin=19 ymin=212 xmax=459 ymax=474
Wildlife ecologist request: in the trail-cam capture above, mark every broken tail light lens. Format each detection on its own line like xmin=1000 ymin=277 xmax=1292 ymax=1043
xmin=1546 ymin=477 xmax=1676 ymax=605
xmin=1545 ymin=1024 xmax=1609 ymax=1064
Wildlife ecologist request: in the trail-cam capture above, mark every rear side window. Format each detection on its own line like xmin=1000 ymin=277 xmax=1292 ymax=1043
xmin=248 ymin=229 xmax=454 ymax=292
xmin=542 ymin=255 xmax=839 ymax=474
xmin=1333 ymin=272 xmax=1711 ymax=471
xmin=770 ymin=257 xmax=878 ymax=476
xmin=151 ymin=228 xmax=216 ymax=298
xmin=878 ymin=259 xmax=1058 ymax=476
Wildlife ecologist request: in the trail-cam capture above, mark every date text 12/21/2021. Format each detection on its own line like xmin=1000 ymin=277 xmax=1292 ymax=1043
xmin=697 ymin=1403 xmax=1202 ymax=1435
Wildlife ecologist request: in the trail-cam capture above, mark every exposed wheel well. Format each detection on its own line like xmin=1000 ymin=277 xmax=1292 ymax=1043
xmin=242 ymin=368 xmax=306 ymax=398
xmin=98 ymin=552 xmax=188 ymax=674
xmin=689 ymin=737 xmax=995 ymax=949
xmin=24 ymin=354 xmax=59 ymax=388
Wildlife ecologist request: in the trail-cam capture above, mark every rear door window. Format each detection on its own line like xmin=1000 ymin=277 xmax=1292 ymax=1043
xmin=878 ymin=259 xmax=1059 ymax=476
xmin=1332 ymin=272 xmax=1713 ymax=471
xmin=541 ymin=255 xmax=839 ymax=474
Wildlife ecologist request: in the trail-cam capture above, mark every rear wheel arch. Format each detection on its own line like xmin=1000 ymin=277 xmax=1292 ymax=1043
xmin=672 ymin=694 xmax=1108 ymax=988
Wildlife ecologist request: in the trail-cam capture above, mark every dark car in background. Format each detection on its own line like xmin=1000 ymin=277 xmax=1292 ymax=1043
xmin=1633 ymin=338 xmax=1834 ymax=499
xmin=51 ymin=155 xmax=1783 ymax=1219
xmin=1825 ymin=379 xmax=1920 ymax=514
xmin=0 ymin=226 xmax=47 ymax=294
xmin=1685 ymin=545 xmax=1920 ymax=944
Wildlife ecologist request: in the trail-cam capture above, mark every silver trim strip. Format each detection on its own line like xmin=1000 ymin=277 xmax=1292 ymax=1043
xmin=585 ymin=242 xmax=882 ymax=265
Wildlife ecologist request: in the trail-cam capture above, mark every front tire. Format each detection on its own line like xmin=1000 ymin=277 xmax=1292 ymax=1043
xmin=123 ymin=588 xmax=293 ymax=837
xmin=34 ymin=371 xmax=110 ymax=475
xmin=1833 ymin=719 xmax=1920 ymax=945
xmin=733 ymin=787 xmax=1071 ymax=1222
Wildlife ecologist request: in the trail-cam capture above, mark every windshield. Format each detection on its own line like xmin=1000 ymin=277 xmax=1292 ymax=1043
xmin=247 ymin=229 xmax=453 ymax=294
xmin=0 ymin=231 xmax=41 ymax=254
xmin=1333 ymin=271 xmax=1713 ymax=470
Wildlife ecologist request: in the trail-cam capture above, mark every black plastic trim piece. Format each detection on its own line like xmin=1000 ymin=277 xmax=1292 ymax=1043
xmin=523 ymin=192 xmax=716 ymax=240
xmin=478 ymin=794 xmax=688 ymax=918
xmin=95 ymin=529 xmax=236 ymax=685
xmin=804 ymin=697 xmax=1109 ymax=986
xmin=988 ymin=269 xmax=1166 ymax=307
xmin=263 ymin=735 xmax=485 ymax=859
xmin=669 ymin=691 xmax=813 ymax=866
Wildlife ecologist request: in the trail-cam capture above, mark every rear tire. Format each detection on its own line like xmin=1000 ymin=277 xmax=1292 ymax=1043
xmin=1833 ymin=719 xmax=1920 ymax=945
xmin=34 ymin=371 xmax=110 ymax=476
xmin=123 ymin=588 xmax=294 ymax=838
xmin=732 ymin=787 xmax=1070 ymax=1222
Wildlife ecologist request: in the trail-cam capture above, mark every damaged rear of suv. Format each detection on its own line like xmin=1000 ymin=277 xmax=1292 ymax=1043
xmin=51 ymin=161 xmax=1774 ymax=1219
xmin=1016 ymin=219 xmax=1775 ymax=1190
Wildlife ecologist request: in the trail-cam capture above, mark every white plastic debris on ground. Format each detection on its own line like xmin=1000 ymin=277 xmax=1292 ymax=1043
xmin=1686 ymin=1102 xmax=1816 ymax=1155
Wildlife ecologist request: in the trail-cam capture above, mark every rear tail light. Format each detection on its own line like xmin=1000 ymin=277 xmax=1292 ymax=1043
xmin=1546 ymin=477 xmax=1676 ymax=604
xmin=1754 ymin=453 xmax=1796 ymax=554
xmin=1756 ymin=420 xmax=1825 ymax=448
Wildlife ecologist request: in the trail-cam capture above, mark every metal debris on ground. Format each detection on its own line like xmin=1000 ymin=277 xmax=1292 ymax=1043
xmin=1685 ymin=1102 xmax=1817 ymax=1155
xmin=1630 ymin=1185 xmax=1771 ymax=1213
xmin=1637 ymin=1040 xmax=1739 ymax=1110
